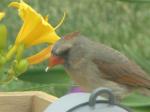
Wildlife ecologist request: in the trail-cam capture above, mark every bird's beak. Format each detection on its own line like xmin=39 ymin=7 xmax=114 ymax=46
xmin=45 ymin=54 xmax=64 ymax=72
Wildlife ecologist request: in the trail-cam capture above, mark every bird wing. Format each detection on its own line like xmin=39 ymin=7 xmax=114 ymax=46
xmin=92 ymin=46 xmax=150 ymax=89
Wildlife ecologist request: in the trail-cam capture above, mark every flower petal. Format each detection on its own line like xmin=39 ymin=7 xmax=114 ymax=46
xmin=27 ymin=45 xmax=51 ymax=65
xmin=9 ymin=1 xmax=60 ymax=47
xmin=25 ymin=32 xmax=60 ymax=47
xmin=0 ymin=12 xmax=5 ymax=21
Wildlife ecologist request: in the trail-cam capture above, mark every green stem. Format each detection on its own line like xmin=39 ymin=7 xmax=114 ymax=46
xmin=6 ymin=45 xmax=17 ymax=61
xmin=0 ymin=68 xmax=15 ymax=84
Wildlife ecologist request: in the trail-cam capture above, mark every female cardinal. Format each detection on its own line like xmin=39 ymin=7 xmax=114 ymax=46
xmin=47 ymin=32 xmax=150 ymax=99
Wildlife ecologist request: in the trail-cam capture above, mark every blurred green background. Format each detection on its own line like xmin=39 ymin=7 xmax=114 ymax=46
xmin=0 ymin=0 xmax=150 ymax=111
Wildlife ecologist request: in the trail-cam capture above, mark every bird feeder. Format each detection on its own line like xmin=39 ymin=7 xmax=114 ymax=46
xmin=44 ymin=88 xmax=131 ymax=112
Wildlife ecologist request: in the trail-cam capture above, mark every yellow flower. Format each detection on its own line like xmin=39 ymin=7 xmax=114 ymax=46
xmin=27 ymin=45 xmax=52 ymax=64
xmin=9 ymin=1 xmax=62 ymax=47
xmin=7 ymin=1 xmax=65 ymax=64
xmin=0 ymin=12 xmax=5 ymax=21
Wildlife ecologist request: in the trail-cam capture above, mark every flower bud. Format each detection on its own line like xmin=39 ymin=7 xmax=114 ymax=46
xmin=16 ymin=44 xmax=24 ymax=61
xmin=15 ymin=59 xmax=29 ymax=75
xmin=0 ymin=55 xmax=6 ymax=66
xmin=0 ymin=24 xmax=7 ymax=51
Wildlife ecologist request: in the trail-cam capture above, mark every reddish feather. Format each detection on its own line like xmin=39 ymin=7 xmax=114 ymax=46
xmin=63 ymin=32 xmax=80 ymax=40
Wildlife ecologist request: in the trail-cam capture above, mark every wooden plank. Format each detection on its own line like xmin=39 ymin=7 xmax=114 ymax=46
xmin=31 ymin=91 xmax=58 ymax=112
xmin=0 ymin=91 xmax=58 ymax=112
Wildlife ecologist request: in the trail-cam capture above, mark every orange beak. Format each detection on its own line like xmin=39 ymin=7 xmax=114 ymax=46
xmin=46 ymin=54 xmax=64 ymax=72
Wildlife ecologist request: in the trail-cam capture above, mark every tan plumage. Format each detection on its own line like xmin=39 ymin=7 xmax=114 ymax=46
xmin=49 ymin=32 xmax=150 ymax=99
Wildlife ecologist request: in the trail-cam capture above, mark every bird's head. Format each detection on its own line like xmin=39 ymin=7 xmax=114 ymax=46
xmin=47 ymin=32 xmax=80 ymax=70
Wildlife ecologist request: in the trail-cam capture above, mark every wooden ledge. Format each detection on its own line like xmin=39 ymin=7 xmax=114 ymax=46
xmin=0 ymin=91 xmax=58 ymax=112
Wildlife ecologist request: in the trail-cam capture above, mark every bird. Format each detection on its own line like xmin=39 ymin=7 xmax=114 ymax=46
xmin=47 ymin=32 xmax=150 ymax=99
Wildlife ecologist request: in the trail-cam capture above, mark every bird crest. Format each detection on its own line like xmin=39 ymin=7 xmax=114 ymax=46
xmin=62 ymin=32 xmax=80 ymax=40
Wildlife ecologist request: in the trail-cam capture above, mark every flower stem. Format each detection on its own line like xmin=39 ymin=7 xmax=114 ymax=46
xmin=0 ymin=68 xmax=15 ymax=84
xmin=6 ymin=45 xmax=17 ymax=61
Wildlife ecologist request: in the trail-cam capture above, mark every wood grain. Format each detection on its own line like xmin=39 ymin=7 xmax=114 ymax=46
xmin=0 ymin=91 xmax=58 ymax=112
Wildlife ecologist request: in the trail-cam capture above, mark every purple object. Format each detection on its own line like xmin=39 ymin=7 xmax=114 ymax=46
xmin=70 ymin=87 xmax=83 ymax=93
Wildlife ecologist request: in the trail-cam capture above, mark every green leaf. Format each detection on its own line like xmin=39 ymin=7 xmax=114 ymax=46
xmin=122 ymin=92 xmax=150 ymax=107
xmin=19 ymin=67 xmax=70 ymax=84
xmin=131 ymin=106 xmax=150 ymax=112
xmin=121 ymin=92 xmax=150 ymax=112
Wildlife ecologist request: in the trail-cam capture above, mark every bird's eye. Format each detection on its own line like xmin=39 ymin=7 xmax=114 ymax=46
xmin=52 ymin=44 xmax=72 ymax=56
xmin=51 ymin=48 xmax=56 ymax=55
xmin=57 ymin=47 xmax=70 ymax=56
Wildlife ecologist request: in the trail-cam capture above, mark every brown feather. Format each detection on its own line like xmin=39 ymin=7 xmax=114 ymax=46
xmin=93 ymin=59 xmax=150 ymax=89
